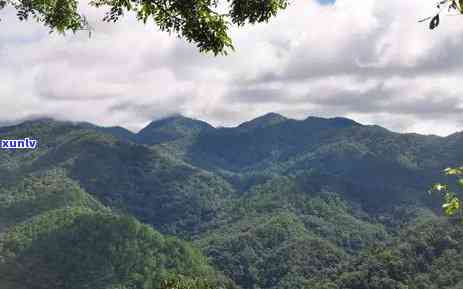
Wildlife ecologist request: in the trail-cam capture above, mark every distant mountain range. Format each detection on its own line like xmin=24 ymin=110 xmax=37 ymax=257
xmin=0 ymin=113 xmax=462 ymax=289
xmin=81 ymin=113 xmax=462 ymax=208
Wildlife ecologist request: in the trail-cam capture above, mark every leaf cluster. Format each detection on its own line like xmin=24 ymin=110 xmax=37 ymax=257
xmin=430 ymin=167 xmax=463 ymax=219
xmin=1 ymin=0 xmax=289 ymax=54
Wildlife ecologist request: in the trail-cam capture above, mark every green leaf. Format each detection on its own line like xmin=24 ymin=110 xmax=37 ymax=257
xmin=429 ymin=14 xmax=439 ymax=30
xmin=444 ymin=167 xmax=463 ymax=176
xmin=443 ymin=197 xmax=460 ymax=216
xmin=430 ymin=183 xmax=448 ymax=193
xmin=458 ymin=178 xmax=463 ymax=189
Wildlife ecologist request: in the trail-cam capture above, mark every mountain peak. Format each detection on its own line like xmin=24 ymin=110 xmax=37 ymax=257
xmin=304 ymin=116 xmax=360 ymax=128
xmin=238 ymin=112 xmax=288 ymax=130
xmin=328 ymin=117 xmax=360 ymax=127
xmin=137 ymin=115 xmax=214 ymax=145
xmin=145 ymin=114 xmax=201 ymax=128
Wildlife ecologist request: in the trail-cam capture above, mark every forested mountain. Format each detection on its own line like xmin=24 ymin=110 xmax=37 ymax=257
xmin=0 ymin=114 xmax=462 ymax=289
xmin=0 ymin=169 xmax=230 ymax=289
xmin=137 ymin=115 xmax=214 ymax=145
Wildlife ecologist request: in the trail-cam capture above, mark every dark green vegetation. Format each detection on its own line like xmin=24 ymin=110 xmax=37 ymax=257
xmin=0 ymin=169 xmax=227 ymax=289
xmin=1 ymin=113 xmax=462 ymax=289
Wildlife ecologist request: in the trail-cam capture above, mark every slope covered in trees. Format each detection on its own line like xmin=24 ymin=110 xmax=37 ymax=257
xmin=0 ymin=168 xmax=231 ymax=289
xmin=323 ymin=218 xmax=463 ymax=289
xmin=0 ymin=114 xmax=462 ymax=289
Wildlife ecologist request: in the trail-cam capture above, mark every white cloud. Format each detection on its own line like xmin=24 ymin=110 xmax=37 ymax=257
xmin=0 ymin=0 xmax=462 ymax=135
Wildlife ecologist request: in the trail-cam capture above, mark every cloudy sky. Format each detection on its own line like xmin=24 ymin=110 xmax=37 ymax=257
xmin=1 ymin=0 xmax=463 ymax=135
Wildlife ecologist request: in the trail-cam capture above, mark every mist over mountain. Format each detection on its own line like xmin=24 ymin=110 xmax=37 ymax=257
xmin=0 ymin=113 xmax=462 ymax=289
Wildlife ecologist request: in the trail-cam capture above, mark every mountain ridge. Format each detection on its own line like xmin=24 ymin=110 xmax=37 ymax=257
xmin=0 ymin=113 xmax=459 ymax=139
xmin=1 ymin=113 xmax=457 ymax=211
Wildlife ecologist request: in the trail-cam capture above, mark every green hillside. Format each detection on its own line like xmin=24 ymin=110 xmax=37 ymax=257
xmin=0 ymin=114 xmax=462 ymax=289
xmin=323 ymin=218 xmax=463 ymax=289
xmin=0 ymin=163 xmax=230 ymax=289
xmin=137 ymin=115 xmax=214 ymax=145
xmin=0 ymin=208 xmax=222 ymax=289
xmin=151 ymin=115 xmax=459 ymax=210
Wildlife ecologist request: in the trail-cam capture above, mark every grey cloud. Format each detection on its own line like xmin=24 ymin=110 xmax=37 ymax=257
xmin=226 ymin=87 xmax=286 ymax=104
xmin=108 ymin=92 xmax=191 ymax=120
xmin=222 ymin=80 xmax=463 ymax=125
xmin=309 ymin=87 xmax=463 ymax=120
xmin=244 ymin=27 xmax=463 ymax=86
xmin=108 ymin=101 xmax=179 ymax=119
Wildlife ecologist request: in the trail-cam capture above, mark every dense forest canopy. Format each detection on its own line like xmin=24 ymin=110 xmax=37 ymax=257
xmin=0 ymin=115 xmax=462 ymax=289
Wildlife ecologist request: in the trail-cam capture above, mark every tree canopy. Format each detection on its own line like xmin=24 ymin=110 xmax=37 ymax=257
xmin=2 ymin=118 xmax=463 ymax=289
xmin=0 ymin=0 xmax=289 ymax=55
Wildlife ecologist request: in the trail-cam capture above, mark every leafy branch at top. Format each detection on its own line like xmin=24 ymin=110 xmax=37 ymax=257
xmin=0 ymin=0 xmax=289 ymax=55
